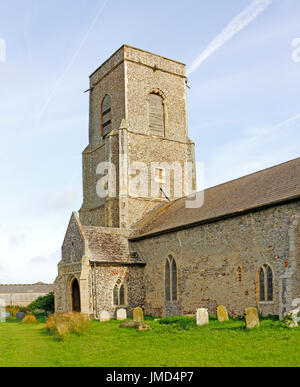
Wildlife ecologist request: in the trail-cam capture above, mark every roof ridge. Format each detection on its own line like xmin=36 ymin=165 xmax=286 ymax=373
xmin=204 ymin=156 xmax=300 ymax=192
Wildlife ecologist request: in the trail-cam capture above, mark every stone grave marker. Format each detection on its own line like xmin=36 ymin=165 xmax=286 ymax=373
xmin=99 ymin=310 xmax=110 ymax=322
xmin=245 ymin=307 xmax=260 ymax=328
xmin=117 ymin=309 xmax=127 ymax=321
xmin=217 ymin=305 xmax=229 ymax=322
xmin=196 ymin=308 xmax=209 ymax=326
xmin=16 ymin=312 xmax=26 ymax=320
xmin=133 ymin=307 xmax=144 ymax=322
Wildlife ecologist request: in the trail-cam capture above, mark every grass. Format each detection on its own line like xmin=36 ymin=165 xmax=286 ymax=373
xmin=0 ymin=317 xmax=299 ymax=367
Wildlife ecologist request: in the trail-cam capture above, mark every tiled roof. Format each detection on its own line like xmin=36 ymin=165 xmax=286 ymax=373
xmin=131 ymin=157 xmax=300 ymax=240
xmin=0 ymin=283 xmax=54 ymax=294
xmin=82 ymin=226 xmax=144 ymax=265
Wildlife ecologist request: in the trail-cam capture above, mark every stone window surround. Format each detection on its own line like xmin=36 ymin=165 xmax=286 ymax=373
xmin=100 ymin=94 xmax=112 ymax=138
xmin=257 ymin=263 xmax=275 ymax=303
xmin=112 ymin=278 xmax=127 ymax=307
xmin=165 ymin=254 xmax=178 ymax=302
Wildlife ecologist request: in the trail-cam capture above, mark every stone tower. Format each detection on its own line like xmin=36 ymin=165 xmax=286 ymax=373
xmin=79 ymin=45 xmax=196 ymax=229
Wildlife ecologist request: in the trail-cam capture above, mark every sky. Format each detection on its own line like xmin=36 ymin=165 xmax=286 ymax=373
xmin=0 ymin=0 xmax=299 ymax=284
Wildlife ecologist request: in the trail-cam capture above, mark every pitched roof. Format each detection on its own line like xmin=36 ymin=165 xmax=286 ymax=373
xmin=131 ymin=157 xmax=300 ymax=240
xmin=0 ymin=283 xmax=54 ymax=294
xmin=82 ymin=226 xmax=144 ymax=265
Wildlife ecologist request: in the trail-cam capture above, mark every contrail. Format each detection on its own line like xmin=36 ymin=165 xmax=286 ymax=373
xmin=273 ymin=113 xmax=300 ymax=130
xmin=38 ymin=0 xmax=110 ymax=120
xmin=187 ymin=0 xmax=272 ymax=75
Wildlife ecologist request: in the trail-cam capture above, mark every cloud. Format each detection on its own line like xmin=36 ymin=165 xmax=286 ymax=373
xmin=9 ymin=233 xmax=27 ymax=248
xmin=187 ymin=0 xmax=272 ymax=75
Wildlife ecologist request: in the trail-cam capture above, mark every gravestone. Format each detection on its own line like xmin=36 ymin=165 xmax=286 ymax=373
xmin=217 ymin=305 xmax=229 ymax=322
xmin=117 ymin=309 xmax=127 ymax=321
xmin=196 ymin=308 xmax=209 ymax=326
xmin=99 ymin=311 xmax=110 ymax=322
xmin=133 ymin=307 xmax=144 ymax=322
xmin=245 ymin=308 xmax=260 ymax=328
xmin=16 ymin=312 xmax=26 ymax=320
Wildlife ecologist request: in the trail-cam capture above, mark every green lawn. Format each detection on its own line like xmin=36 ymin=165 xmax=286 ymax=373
xmin=0 ymin=317 xmax=299 ymax=367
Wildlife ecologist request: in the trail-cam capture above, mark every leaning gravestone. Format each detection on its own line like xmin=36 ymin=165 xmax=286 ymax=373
xmin=196 ymin=308 xmax=209 ymax=326
xmin=99 ymin=311 xmax=110 ymax=322
xmin=16 ymin=312 xmax=26 ymax=320
xmin=133 ymin=307 xmax=144 ymax=322
xmin=117 ymin=309 xmax=127 ymax=321
xmin=217 ymin=305 xmax=229 ymax=322
xmin=245 ymin=307 xmax=260 ymax=328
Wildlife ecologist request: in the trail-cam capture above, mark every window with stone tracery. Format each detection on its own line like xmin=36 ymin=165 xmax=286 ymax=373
xmin=113 ymin=279 xmax=126 ymax=306
xmin=258 ymin=264 xmax=273 ymax=302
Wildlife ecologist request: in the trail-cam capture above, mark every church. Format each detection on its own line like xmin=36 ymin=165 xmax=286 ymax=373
xmin=55 ymin=45 xmax=300 ymax=320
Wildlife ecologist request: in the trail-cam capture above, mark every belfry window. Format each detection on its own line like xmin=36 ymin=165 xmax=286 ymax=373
xmin=101 ymin=95 xmax=112 ymax=137
xmin=258 ymin=264 xmax=273 ymax=302
xmin=113 ymin=279 xmax=126 ymax=306
xmin=165 ymin=256 xmax=177 ymax=302
xmin=149 ymin=92 xmax=165 ymax=137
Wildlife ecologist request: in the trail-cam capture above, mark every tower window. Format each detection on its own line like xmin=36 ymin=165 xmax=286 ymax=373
xmin=101 ymin=95 xmax=112 ymax=137
xmin=149 ymin=92 xmax=165 ymax=137
xmin=113 ymin=279 xmax=126 ymax=306
xmin=258 ymin=264 xmax=273 ymax=302
xmin=165 ymin=256 xmax=177 ymax=302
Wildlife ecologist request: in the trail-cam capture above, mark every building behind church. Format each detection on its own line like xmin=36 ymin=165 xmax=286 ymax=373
xmin=55 ymin=45 xmax=300 ymax=320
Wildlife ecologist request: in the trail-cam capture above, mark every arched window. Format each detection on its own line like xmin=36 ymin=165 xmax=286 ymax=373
xmin=101 ymin=95 xmax=112 ymax=137
xmin=149 ymin=91 xmax=165 ymax=137
xmin=236 ymin=266 xmax=242 ymax=282
xmin=258 ymin=264 xmax=273 ymax=302
xmin=165 ymin=256 xmax=177 ymax=302
xmin=113 ymin=279 xmax=126 ymax=306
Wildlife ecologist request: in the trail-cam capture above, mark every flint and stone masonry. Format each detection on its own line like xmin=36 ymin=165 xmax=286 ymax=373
xmin=55 ymin=45 xmax=300 ymax=319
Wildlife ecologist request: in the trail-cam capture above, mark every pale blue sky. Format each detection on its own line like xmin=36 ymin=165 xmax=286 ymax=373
xmin=0 ymin=0 xmax=299 ymax=283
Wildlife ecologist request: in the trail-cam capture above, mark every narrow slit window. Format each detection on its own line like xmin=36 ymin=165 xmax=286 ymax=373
xmin=165 ymin=256 xmax=177 ymax=302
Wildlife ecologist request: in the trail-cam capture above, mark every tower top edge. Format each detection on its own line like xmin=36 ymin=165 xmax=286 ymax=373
xmin=89 ymin=45 xmax=186 ymax=81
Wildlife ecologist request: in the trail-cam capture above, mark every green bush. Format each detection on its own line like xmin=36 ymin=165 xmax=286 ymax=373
xmin=28 ymin=292 xmax=55 ymax=314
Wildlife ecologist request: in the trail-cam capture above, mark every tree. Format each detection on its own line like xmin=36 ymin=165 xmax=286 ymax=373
xmin=28 ymin=292 xmax=55 ymax=314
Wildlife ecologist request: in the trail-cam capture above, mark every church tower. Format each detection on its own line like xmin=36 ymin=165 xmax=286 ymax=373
xmin=79 ymin=45 xmax=196 ymax=229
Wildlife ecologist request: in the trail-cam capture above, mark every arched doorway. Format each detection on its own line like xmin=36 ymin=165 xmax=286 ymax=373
xmin=71 ymin=278 xmax=81 ymax=312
